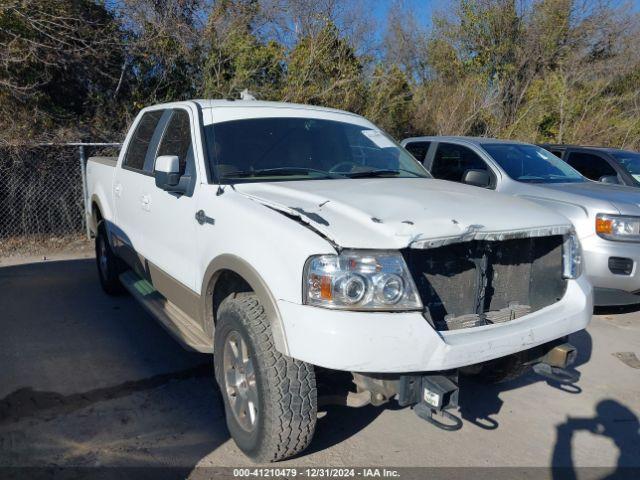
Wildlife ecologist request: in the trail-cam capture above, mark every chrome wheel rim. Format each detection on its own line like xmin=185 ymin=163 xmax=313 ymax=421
xmin=98 ymin=237 xmax=109 ymax=279
xmin=223 ymin=331 xmax=258 ymax=432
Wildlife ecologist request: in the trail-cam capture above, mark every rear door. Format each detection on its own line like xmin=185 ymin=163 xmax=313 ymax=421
xmin=113 ymin=109 xmax=168 ymax=271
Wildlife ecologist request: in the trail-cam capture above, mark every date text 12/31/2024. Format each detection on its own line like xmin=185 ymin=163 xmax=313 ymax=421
xmin=233 ymin=468 xmax=400 ymax=478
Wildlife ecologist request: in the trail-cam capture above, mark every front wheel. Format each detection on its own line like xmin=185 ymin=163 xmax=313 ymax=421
xmin=214 ymin=293 xmax=317 ymax=462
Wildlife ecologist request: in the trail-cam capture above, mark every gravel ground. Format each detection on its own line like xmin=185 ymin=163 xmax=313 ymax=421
xmin=0 ymin=254 xmax=638 ymax=477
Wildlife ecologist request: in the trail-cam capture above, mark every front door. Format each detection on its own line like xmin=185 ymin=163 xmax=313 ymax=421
xmin=137 ymin=107 xmax=201 ymax=316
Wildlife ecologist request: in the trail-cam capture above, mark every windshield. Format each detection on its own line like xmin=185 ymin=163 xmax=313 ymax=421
xmin=205 ymin=117 xmax=430 ymax=183
xmin=482 ymin=143 xmax=586 ymax=183
xmin=611 ymin=151 xmax=640 ymax=182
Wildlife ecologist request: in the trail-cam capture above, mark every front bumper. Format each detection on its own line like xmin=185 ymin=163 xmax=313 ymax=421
xmin=581 ymin=234 xmax=640 ymax=305
xmin=278 ymin=275 xmax=592 ymax=372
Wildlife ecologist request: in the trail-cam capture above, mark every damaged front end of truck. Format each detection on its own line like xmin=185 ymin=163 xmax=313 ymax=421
xmin=233 ymin=179 xmax=586 ymax=430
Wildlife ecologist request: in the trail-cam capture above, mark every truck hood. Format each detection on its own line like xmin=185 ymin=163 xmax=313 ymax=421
xmin=233 ymin=178 xmax=572 ymax=249
xmin=527 ymin=181 xmax=640 ymax=215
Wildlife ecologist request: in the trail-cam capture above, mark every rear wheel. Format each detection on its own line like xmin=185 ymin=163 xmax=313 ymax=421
xmin=95 ymin=222 xmax=124 ymax=295
xmin=214 ymin=293 xmax=317 ymax=462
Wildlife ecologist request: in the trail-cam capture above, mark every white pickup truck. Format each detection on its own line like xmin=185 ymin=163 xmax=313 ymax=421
xmin=86 ymin=100 xmax=592 ymax=462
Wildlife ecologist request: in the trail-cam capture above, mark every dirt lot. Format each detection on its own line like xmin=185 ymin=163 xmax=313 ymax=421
xmin=0 ymin=253 xmax=638 ymax=477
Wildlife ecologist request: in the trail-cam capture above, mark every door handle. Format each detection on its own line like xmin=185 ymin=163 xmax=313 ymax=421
xmin=140 ymin=195 xmax=151 ymax=211
xmin=195 ymin=210 xmax=215 ymax=225
xmin=114 ymin=184 xmax=122 ymax=197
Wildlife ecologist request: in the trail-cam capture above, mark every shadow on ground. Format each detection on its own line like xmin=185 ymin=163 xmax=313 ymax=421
xmin=594 ymin=303 xmax=640 ymax=316
xmin=0 ymin=258 xmax=227 ymax=471
xmin=459 ymin=328 xmax=593 ymax=430
xmin=551 ymin=399 xmax=640 ymax=479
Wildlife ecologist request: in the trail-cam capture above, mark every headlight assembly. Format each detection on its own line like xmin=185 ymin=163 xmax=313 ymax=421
xmin=596 ymin=213 xmax=640 ymax=242
xmin=303 ymin=250 xmax=422 ymax=311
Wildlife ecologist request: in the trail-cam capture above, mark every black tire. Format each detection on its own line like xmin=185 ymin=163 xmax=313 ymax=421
xmin=214 ymin=293 xmax=317 ymax=462
xmin=95 ymin=222 xmax=124 ymax=295
xmin=476 ymin=351 xmax=531 ymax=384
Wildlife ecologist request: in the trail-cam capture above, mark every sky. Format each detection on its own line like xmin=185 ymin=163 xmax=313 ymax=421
xmin=370 ymin=0 xmax=640 ymax=30
xmin=371 ymin=0 xmax=445 ymax=31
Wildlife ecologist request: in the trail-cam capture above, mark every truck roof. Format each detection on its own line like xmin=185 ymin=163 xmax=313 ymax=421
xmin=149 ymin=99 xmax=362 ymax=119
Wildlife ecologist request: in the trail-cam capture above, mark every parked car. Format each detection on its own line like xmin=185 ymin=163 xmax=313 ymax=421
xmin=402 ymin=136 xmax=640 ymax=306
xmin=540 ymin=144 xmax=640 ymax=187
xmin=86 ymin=102 xmax=590 ymax=462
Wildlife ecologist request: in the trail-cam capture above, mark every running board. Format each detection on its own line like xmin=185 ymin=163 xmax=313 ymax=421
xmin=119 ymin=270 xmax=213 ymax=353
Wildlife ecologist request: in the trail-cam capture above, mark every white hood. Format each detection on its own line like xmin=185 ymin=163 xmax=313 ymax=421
xmin=233 ymin=178 xmax=572 ymax=249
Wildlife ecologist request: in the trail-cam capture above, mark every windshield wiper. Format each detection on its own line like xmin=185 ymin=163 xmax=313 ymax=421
xmin=223 ymin=167 xmax=347 ymax=179
xmin=345 ymin=168 xmax=425 ymax=178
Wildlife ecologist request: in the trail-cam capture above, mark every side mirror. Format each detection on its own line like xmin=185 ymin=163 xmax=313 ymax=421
xmin=599 ymin=175 xmax=619 ymax=185
xmin=462 ymin=169 xmax=491 ymax=188
xmin=154 ymin=155 xmax=181 ymax=191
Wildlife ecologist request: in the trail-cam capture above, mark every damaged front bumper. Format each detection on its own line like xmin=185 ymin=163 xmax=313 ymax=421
xmin=277 ymin=274 xmax=592 ymax=372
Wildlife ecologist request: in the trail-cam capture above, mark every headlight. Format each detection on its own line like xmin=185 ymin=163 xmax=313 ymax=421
xmin=303 ymin=250 xmax=422 ymax=310
xmin=596 ymin=213 xmax=640 ymax=242
xmin=563 ymin=232 xmax=582 ymax=279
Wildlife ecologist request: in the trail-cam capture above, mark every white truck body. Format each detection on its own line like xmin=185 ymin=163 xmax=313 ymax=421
xmin=87 ymin=100 xmax=592 ymax=372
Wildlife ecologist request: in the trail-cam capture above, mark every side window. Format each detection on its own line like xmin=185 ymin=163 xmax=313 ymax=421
xmin=431 ymin=143 xmax=489 ymax=183
xmin=123 ymin=110 xmax=164 ymax=171
xmin=550 ymin=150 xmax=564 ymax=158
xmin=156 ymin=110 xmax=194 ymax=176
xmin=566 ymin=152 xmax=616 ymax=181
xmin=404 ymin=141 xmax=431 ymax=162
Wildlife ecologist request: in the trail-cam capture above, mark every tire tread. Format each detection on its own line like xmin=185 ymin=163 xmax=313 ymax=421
xmin=218 ymin=293 xmax=317 ymax=462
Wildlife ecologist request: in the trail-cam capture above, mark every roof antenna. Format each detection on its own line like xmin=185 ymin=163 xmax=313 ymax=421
xmin=240 ymin=89 xmax=257 ymax=101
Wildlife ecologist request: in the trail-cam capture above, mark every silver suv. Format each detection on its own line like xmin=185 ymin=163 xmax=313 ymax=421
xmin=403 ymin=136 xmax=640 ymax=306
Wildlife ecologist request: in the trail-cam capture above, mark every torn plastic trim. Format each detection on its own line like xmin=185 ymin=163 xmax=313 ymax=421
xmin=409 ymin=224 xmax=573 ymax=250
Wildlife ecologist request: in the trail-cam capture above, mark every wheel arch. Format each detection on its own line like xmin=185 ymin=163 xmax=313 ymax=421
xmin=89 ymin=194 xmax=111 ymax=235
xmin=201 ymin=254 xmax=289 ymax=355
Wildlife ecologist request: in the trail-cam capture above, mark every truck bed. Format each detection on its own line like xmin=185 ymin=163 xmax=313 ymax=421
xmin=86 ymin=156 xmax=119 ymax=236
xmin=89 ymin=156 xmax=118 ymax=167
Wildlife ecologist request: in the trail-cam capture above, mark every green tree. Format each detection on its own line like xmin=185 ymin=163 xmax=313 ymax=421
xmin=202 ymin=1 xmax=284 ymax=100
xmin=365 ymin=65 xmax=413 ymax=137
xmin=284 ymin=22 xmax=366 ymax=112
xmin=0 ymin=0 xmax=123 ymax=142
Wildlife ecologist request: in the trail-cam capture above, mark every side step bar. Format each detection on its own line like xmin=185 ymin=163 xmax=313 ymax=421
xmin=119 ymin=270 xmax=213 ymax=353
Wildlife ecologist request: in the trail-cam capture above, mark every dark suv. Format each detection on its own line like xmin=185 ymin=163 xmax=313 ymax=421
xmin=540 ymin=144 xmax=640 ymax=187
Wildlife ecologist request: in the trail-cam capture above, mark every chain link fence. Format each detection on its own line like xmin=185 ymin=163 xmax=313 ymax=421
xmin=0 ymin=144 xmax=120 ymax=257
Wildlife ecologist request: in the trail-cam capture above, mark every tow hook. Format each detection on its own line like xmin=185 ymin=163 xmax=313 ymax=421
xmin=399 ymin=373 xmax=463 ymax=431
xmin=533 ymin=342 xmax=580 ymax=384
